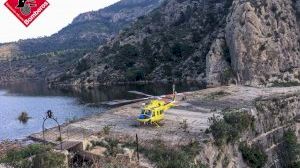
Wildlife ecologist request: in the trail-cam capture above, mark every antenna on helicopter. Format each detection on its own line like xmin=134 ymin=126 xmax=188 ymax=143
xmin=172 ymin=84 xmax=176 ymax=102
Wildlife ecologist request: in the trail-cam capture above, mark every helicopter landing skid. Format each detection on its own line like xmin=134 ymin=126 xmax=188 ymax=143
xmin=138 ymin=121 xmax=161 ymax=128
xmin=152 ymin=121 xmax=161 ymax=128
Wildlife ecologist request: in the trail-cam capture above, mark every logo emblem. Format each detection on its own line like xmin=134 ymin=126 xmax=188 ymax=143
xmin=5 ymin=0 xmax=49 ymax=27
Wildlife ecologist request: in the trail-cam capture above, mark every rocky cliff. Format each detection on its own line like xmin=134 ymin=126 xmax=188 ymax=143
xmin=189 ymin=86 xmax=300 ymax=168
xmin=54 ymin=0 xmax=232 ymax=85
xmin=226 ymin=0 xmax=300 ymax=86
xmin=52 ymin=0 xmax=300 ymax=87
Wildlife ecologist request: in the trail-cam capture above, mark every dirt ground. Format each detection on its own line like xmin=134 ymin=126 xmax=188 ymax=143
xmin=29 ymin=85 xmax=300 ymax=146
xmin=0 ymin=141 xmax=23 ymax=158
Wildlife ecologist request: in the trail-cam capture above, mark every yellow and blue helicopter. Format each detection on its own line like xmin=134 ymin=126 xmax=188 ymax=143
xmin=135 ymin=85 xmax=177 ymax=127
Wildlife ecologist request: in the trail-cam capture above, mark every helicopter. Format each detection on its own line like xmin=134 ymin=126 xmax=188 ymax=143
xmin=135 ymin=84 xmax=177 ymax=127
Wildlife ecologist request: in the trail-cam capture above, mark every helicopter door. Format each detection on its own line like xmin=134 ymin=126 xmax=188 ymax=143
xmin=160 ymin=110 xmax=164 ymax=118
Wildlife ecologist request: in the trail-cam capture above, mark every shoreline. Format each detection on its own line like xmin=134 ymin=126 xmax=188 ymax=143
xmin=28 ymin=85 xmax=300 ymax=145
xmin=2 ymin=85 xmax=300 ymax=167
xmin=0 ymin=80 xmax=206 ymax=145
xmin=3 ymin=85 xmax=300 ymax=146
xmin=0 ymin=78 xmax=206 ymax=88
xmin=0 ymin=138 xmax=34 ymax=158
xmin=50 ymin=79 xmax=205 ymax=87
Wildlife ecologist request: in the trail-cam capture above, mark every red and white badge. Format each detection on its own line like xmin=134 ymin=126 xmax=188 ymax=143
xmin=5 ymin=0 xmax=49 ymax=27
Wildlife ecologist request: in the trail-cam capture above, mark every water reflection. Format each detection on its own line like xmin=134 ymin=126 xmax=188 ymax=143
xmin=0 ymin=81 xmax=205 ymax=104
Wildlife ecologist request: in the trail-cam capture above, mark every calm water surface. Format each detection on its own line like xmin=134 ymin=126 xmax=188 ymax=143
xmin=0 ymin=81 xmax=204 ymax=141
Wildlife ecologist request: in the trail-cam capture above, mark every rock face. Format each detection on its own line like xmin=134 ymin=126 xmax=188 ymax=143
xmin=205 ymin=34 xmax=232 ymax=86
xmin=0 ymin=0 xmax=161 ymax=82
xmin=53 ymin=0 xmax=300 ymax=87
xmin=73 ymin=0 xmax=160 ymax=24
xmin=194 ymin=86 xmax=300 ymax=168
xmin=226 ymin=0 xmax=300 ymax=86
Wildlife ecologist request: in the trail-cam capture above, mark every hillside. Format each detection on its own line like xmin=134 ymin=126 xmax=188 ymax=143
xmin=53 ymin=0 xmax=300 ymax=87
xmin=0 ymin=0 xmax=161 ymax=81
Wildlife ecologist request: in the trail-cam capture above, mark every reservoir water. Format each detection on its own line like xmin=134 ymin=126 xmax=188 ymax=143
xmin=0 ymin=81 xmax=204 ymax=141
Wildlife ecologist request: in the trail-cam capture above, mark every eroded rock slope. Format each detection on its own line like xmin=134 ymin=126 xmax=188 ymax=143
xmin=54 ymin=0 xmax=300 ymax=87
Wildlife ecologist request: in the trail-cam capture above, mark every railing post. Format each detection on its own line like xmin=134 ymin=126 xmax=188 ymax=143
xmin=136 ymin=134 xmax=139 ymax=162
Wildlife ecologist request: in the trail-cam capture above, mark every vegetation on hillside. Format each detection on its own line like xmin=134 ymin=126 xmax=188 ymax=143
xmin=140 ymin=140 xmax=206 ymax=168
xmin=278 ymin=130 xmax=300 ymax=167
xmin=2 ymin=0 xmax=161 ymax=57
xmin=0 ymin=144 xmax=66 ymax=168
xmin=239 ymin=143 xmax=267 ymax=168
xmin=0 ymin=0 xmax=161 ymax=82
xmin=61 ymin=0 xmax=234 ymax=84
xmin=207 ymin=109 xmax=255 ymax=146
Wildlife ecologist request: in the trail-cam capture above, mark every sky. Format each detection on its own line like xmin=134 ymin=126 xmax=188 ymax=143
xmin=0 ymin=0 xmax=120 ymax=43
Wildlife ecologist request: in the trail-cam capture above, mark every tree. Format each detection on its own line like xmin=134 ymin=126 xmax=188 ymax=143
xmin=278 ymin=130 xmax=300 ymax=167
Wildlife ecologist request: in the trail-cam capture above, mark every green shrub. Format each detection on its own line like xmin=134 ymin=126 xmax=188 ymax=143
xmin=271 ymin=81 xmax=300 ymax=87
xmin=204 ymin=91 xmax=230 ymax=100
xmin=32 ymin=151 xmax=66 ymax=168
xmin=223 ymin=44 xmax=231 ymax=64
xmin=102 ymin=125 xmax=111 ymax=135
xmin=151 ymin=11 xmax=162 ymax=22
xmin=239 ymin=143 xmax=267 ymax=168
xmin=208 ymin=117 xmax=234 ymax=146
xmin=209 ymin=109 xmax=255 ymax=146
xmin=224 ymin=0 xmax=233 ymax=9
xmin=56 ymin=136 xmax=63 ymax=142
xmin=271 ymin=4 xmax=278 ymax=13
xmin=125 ymin=67 xmax=145 ymax=81
xmin=105 ymin=138 xmax=121 ymax=157
xmin=141 ymin=140 xmax=206 ymax=168
xmin=142 ymin=38 xmax=152 ymax=57
xmin=119 ymin=44 xmax=139 ymax=59
xmin=223 ymin=110 xmax=254 ymax=131
xmin=180 ymin=119 xmax=188 ymax=132
xmin=0 ymin=144 xmax=59 ymax=168
xmin=171 ymin=43 xmax=194 ymax=59
xmin=92 ymin=138 xmax=121 ymax=157
xmin=278 ymin=130 xmax=300 ymax=167
xmin=192 ymin=31 xmax=202 ymax=43
xmin=75 ymin=59 xmax=90 ymax=74
xmin=221 ymin=68 xmax=234 ymax=85
xmin=113 ymin=44 xmax=139 ymax=70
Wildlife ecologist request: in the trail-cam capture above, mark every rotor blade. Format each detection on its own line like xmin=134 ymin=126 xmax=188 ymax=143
xmin=100 ymin=97 xmax=150 ymax=106
xmin=128 ymin=91 xmax=154 ymax=97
